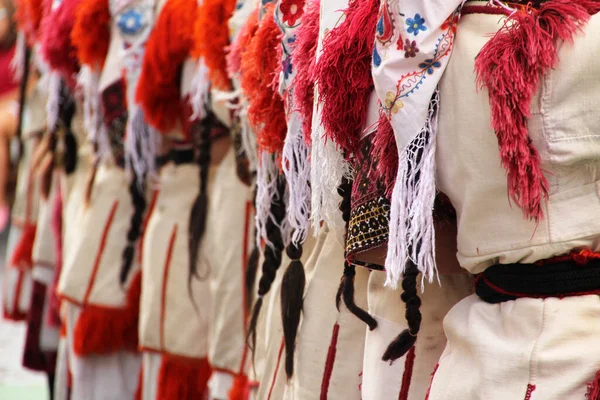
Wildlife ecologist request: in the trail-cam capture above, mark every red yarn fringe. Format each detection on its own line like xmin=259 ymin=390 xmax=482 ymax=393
xmin=40 ymin=0 xmax=80 ymax=85
xmin=15 ymin=0 xmax=45 ymax=45
xmin=474 ymin=0 xmax=600 ymax=221
xmin=156 ymin=355 xmax=212 ymax=400
xmin=314 ymin=0 xmax=379 ymax=155
xmin=194 ymin=0 xmax=237 ymax=91
xmin=239 ymin=4 xmax=287 ymax=154
xmin=292 ymin=0 xmax=320 ymax=144
xmin=71 ymin=0 xmax=110 ymax=69
xmin=135 ymin=0 xmax=197 ymax=134
xmin=228 ymin=373 xmax=250 ymax=400
xmin=72 ymin=271 xmax=141 ymax=356
xmin=587 ymin=370 xmax=600 ymax=400
xmin=227 ymin=9 xmax=258 ymax=77
xmin=10 ymin=223 xmax=36 ymax=269
xmin=371 ymin=113 xmax=398 ymax=198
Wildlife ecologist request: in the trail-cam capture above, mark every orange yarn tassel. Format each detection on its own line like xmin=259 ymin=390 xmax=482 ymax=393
xmin=239 ymin=4 xmax=286 ymax=154
xmin=194 ymin=0 xmax=237 ymax=91
xmin=73 ymin=271 xmax=141 ymax=356
xmin=228 ymin=374 xmax=250 ymax=400
xmin=135 ymin=0 xmax=197 ymax=134
xmin=9 ymin=223 xmax=36 ymax=269
xmin=157 ymin=355 xmax=212 ymax=400
xmin=71 ymin=0 xmax=110 ymax=69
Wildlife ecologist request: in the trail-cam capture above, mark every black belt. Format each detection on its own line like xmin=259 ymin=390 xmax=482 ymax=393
xmin=156 ymin=148 xmax=195 ymax=167
xmin=475 ymin=259 xmax=600 ymax=304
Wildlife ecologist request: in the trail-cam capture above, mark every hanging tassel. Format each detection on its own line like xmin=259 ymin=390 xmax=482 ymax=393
xmin=292 ymin=0 xmax=320 ymax=144
xmin=135 ymin=0 xmax=197 ymax=134
xmin=382 ymin=260 xmax=421 ymax=363
xmin=228 ymin=373 xmax=250 ymax=400
xmin=194 ymin=0 xmax=237 ymax=90
xmin=156 ymin=355 xmax=212 ymax=400
xmin=70 ymin=0 xmax=110 ymax=70
xmin=280 ymin=242 xmax=305 ymax=379
xmin=475 ymin=0 xmax=600 ymax=221
xmin=314 ymin=0 xmax=380 ymax=155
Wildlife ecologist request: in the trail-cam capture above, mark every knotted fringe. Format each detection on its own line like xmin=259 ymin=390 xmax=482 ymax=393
xmin=70 ymin=0 xmax=110 ymax=70
xmin=239 ymin=4 xmax=287 ymax=154
xmin=77 ymin=66 xmax=110 ymax=159
xmin=382 ymin=260 xmax=422 ymax=363
xmin=255 ymin=152 xmax=280 ymax=248
xmin=319 ymin=323 xmax=340 ymax=400
xmin=228 ymin=373 xmax=250 ymax=400
xmin=10 ymin=223 xmax=37 ymax=269
xmin=39 ymin=0 xmax=80 ymax=85
xmin=385 ymin=91 xmax=439 ymax=288
xmin=14 ymin=0 xmax=44 ymax=45
xmin=124 ymin=106 xmax=159 ymax=183
xmin=587 ymin=370 xmax=600 ymax=400
xmin=314 ymin=0 xmax=379 ymax=155
xmin=194 ymin=0 xmax=237 ymax=90
xmin=156 ymin=355 xmax=212 ymax=400
xmin=282 ymin=113 xmax=311 ymax=245
xmin=371 ymin=112 xmax=398 ymax=198
xmin=280 ymin=243 xmax=305 ymax=379
xmin=73 ymin=271 xmax=141 ymax=355
xmin=189 ymin=60 xmax=210 ymax=122
xmin=135 ymin=0 xmax=197 ymax=134
xmin=475 ymin=0 xmax=600 ymax=221
xmin=292 ymin=0 xmax=320 ymax=144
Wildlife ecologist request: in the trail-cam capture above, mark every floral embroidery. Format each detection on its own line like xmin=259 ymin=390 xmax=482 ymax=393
xmin=282 ymin=55 xmax=293 ymax=79
xmin=404 ymin=39 xmax=419 ymax=58
xmin=419 ymin=58 xmax=441 ymax=74
xmin=385 ymin=91 xmax=403 ymax=114
xmin=441 ymin=12 xmax=459 ymax=34
xmin=280 ymin=0 xmax=305 ymax=26
xmin=406 ymin=13 xmax=427 ymax=36
xmin=376 ymin=0 xmax=395 ymax=45
xmin=117 ymin=8 xmax=146 ymax=35
xmin=373 ymin=46 xmax=382 ymax=67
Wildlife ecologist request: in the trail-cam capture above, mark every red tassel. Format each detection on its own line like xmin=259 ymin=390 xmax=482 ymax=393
xmin=135 ymin=0 xmax=197 ymax=134
xmin=156 ymin=355 xmax=212 ymax=400
xmin=314 ymin=0 xmax=379 ymax=155
xmin=292 ymin=0 xmax=320 ymax=144
xmin=239 ymin=4 xmax=287 ymax=154
xmin=39 ymin=0 xmax=80 ymax=85
xmin=371 ymin=113 xmax=398 ymax=198
xmin=71 ymin=0 xmax=110 ymax=69
xmin=228 ymin=373 xmax=250 ymax=400
xmin=72 ymin=271 xmax=141 ymax=356
xmin=15 ymin=0 xmax=45 ymax=45
xmin=587 ymin=370 xmax=600 ymax=400
xmin=10 ymin=223 xmax=37 ymax=269
xmin=319 ymin=323 xmax=340 ymax=400
xmin=194 ymin=0 xmax=237 ymax=91
xmin=475 ymin=0 xmax=600 ymax=221
xmin=227 ymin=9 xmax=258 ymax=77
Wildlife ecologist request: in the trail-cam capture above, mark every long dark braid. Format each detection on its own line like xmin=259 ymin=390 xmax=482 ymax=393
xmin=382 ymin=259 xmax=421 ymax=363
xmin=245 ymin=187 xmax=260 ymax=315
xmin=119 ymin=167 xmax=146 ymax=284
xmin=335 ymin=176 xmax=377 ymax=330
xmin=188 ymin=111 xmax=213 ymax=279
xmin=58 ymin=82 xmax=78 ymax=175
xmin=15 ymin=45 xmax=31 ymax=159
xmin=246 ymin=174 xmax=286 ymax=352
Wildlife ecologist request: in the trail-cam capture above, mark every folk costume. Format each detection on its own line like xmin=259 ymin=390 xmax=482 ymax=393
xmin=373 ymin=0 xmax=600 ymax=399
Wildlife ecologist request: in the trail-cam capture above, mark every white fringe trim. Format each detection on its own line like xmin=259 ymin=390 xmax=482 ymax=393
xmin=124 ymin=105 xmax=160 ymax=184
xmin=282 ymin=111 xmax=311 ymax=246
xmin=46 ymin=72 xmax=61 ymax=132
xmin=255 ymin=151 xmax=280 ymax=249
xmin=190 ymin=60 xmax=210 ymax=121
xmin=385 ymin=90 xmax=440 ymax=289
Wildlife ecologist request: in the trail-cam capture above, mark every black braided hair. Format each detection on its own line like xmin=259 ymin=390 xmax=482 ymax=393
xmin=245 ymin=188 xmax=259 ymax=315
xmin=335 ymin=176 xmax=378 ymax=330
xmin=188 ymin=111 xmax=213 ymax=280
xmin=246 ymin=174 xmax=286 ymax=352
xmin=58 ymin=82 xmax=78 ymax=175
xmin=15 ymin=45 xmax=31 ymax=155
xmin=119 ymin=168 xmax=146 ymax=284
xmin=280 ymin=239 xmax=305 ymax=379
xmin=382 ymin=259 xmax=421 ymax=363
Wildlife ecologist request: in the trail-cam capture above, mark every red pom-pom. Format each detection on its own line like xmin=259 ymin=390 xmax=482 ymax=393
xmin=156 ymin=355 xmax=212 ymax=400
xmin=194 ymin=0 xmax=237 ymax=91
xmin=40 ymin=0 xmax=80 ymax=85
xmin=136 ymin=0 xmax=197 ymax=134
xmin=71 ymin=0 xmax=110 ymax=70
xmin=292 ymin=0 xmax=319 ymax=144
xmin=227 ymin=9 xmax=258 ymax=77
xmin=314 ymin=0 xmax=379 ymax=155
xmin=239 ymin=4 xmax=286 ymax=154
